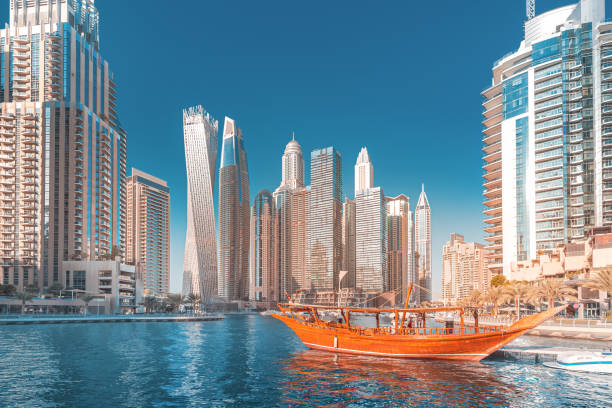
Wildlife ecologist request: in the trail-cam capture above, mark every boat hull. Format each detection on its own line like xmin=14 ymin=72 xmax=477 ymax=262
xmin=274 ymin=314 xmax=526 ymax=362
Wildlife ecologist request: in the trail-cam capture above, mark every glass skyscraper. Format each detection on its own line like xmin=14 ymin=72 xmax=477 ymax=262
xmin=482 ymin=0 xmax=608 ymax=277
xmin=218 ymin=116 xmax=250 ymax=301
xmin=415 ymin=185 xmax=431 ymax=303
xmin=0 ymin=0 xmax=127 ymax=290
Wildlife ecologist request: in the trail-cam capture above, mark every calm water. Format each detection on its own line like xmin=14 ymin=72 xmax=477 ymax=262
xmin=0 ymin=315 xmax=610 ymax=407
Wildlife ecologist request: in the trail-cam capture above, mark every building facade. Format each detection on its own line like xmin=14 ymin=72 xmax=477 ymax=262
xmin=386 ymin=194 xmax=415 ymax=302
xmin=62 ymin=258 xmax=143 ymax=314
xmin=307 ymin=147 xmax=342 ymax=292
xmin=182 ymin=106 xmax=218 ymax=300
xmin=0 ymin=0 xmax=127 ymax=291
xmin=354 ymin=148 xmax=387 ymax=293
xmin=249 ymin=190 xmax=277 ymax=303
xmin=482 ymin=0 xmax=612 ymax=278
xmin=125 ymin=169 xmax=170 ymax=297
xmin=441 ymin=233 xmax=488 ymax=304
xmin=341 ymin=198 xmax=356 ymax=288
xmin=415 ymin=185 xmax=431 ymax=302
xmin=218 ymin=116 xmax=250 ymax=300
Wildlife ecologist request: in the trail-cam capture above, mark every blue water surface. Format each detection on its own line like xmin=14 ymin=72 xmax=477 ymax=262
xmin=0 ymin=315 xmax=610 ymax=407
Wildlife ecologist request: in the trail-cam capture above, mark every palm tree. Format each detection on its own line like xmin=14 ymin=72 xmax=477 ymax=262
xmin=15 ymin=291 xmax=34 ymax=314
xmin=143 ymin=295 xmax=157 ymax=314
xmin=80 ymin=295 xmax=95 ymax=316
xmin=533 ymin=278 xmax=577 ymax=310
xmin=584 ymin=269 xmax=612 ymax=309
xmin=167 ymin=293 xmax=182 ymax=313
xmin=503 ymin=282 xmax=530 ymax=319
xmin=459 ymin=290 xmax=483 ymax=327
xmin=484 ymin=286 xmax=504 ymax=317
xmin=48 ymin=282 xmax=63 ymax=296
xmin=186 ymin=293 xmax=201 ymax=314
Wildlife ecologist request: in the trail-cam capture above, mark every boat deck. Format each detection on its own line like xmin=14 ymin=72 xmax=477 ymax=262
xmin=493 ymin=347 xmax=610 ymax=362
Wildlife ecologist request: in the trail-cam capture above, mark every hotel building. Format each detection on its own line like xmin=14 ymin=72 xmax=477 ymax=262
xmin=218 ymin=117 xmax=250 ymax=301
xmin=482 ymin=0 xmax=611 ymax=277
xmin=125 ymin=169 xmax=170 ymax=297
xmin=0 ymin=0 xmax=127 ymax=290
xmin=441 ymin=233 xmax=489 ymax=304
xmin=415 ymin=185 xmax=431 ymax=302
xmin=386 ymin=194 xmax=415 ymax=302
xmin=249 ymin=190 xmax=277 ymax=303
xmin=307 ymin=147 xmax=342 ymax=291
xmin=182 ymin=106 xmax=218 ymax=300
xmin=354 ymin=148 xmax=387 ymax=292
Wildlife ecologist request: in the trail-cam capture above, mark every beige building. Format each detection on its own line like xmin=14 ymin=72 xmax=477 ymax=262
xmin=62 ymin=259 xmax=143 ymax=314
xmin=249 ymin=190 xmax=278 ymax=304
xmin=125 ymin=169 xmax=170 ymax=297
xmin=0 ymin=1 xmax=127 ymax=291
xmin=386 ymin=194 xmax=414 ymax=302
xmin=442 ymin=234 xmax=489 ymax=304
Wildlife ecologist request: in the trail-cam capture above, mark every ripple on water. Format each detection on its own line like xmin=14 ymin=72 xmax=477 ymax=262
xmin=0 ymin=316 xmax=610 ymax=408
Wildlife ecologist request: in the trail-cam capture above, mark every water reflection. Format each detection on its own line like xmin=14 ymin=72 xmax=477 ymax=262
xmin=281 ymin=350 xmax=516 ymax=407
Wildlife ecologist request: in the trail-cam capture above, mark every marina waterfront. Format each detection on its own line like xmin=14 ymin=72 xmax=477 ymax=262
xmin=0 ymin=315 xmax=610 ymax=407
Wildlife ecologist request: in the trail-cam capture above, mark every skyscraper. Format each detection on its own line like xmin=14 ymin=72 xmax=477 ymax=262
xmin=482 ymin=0 xmax=608 ymax=278
xmin=0 ymin=0 xmax=127 ymax=290
xmin=415 ymin=185 xmax=431 ymax=303
xmin=182 ymin=106 xmax=218 ymax=300
xmin=126 ymin=169 xmax=170 ymax=297
xmin=307 ymin=147 xmax=342 ymax=291
xmin=249 ymin=190 xmax=277 ymax=303
xmin=442 ymin=234 xmax=489 ymax=304
xmin=354 ymin=148 xmax=387 ymax=293
xmin=354 ymin=147 xmax=373 ymax=195
xmin=274 ymin=137 xmax=307 ymax=298
xmin=341 ymin=198 xmax=356 ymax=288
xmin=219 ymin=117 xmax=250 ymax=301
xmin=386 ymin=194 xmax=415 ymax=302
xmin=281 ymin=134 xmax=304 ymax=190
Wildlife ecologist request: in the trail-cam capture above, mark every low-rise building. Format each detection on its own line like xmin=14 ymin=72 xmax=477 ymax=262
xmin=62 ymin=259 xmax=144 ymax=314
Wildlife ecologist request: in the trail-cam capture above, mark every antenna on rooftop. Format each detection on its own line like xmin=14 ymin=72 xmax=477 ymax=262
xmin=527 ymin=0 xmax=535 ymax=20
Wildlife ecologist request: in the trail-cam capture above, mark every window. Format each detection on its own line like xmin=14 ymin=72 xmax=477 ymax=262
xmin=73 ymin=270 xmax=86 ymax=290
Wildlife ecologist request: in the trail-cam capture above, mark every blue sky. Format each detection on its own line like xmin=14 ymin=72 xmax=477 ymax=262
xmin=3 ymin=0 xmax=603 ymax=295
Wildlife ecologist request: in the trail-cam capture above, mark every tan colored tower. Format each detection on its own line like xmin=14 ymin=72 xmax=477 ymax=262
xmin=442 ymin=233 xmax=489 ymax=304
xmin=126 ymin=169 xmax=170 ymax=297
xmin=0 ymin=0 xmax=127 ymax=290
xmin=386 ymin=194 xmax=414 ymax=302
xmin=249 ymin=190 xmax=277 ymax=304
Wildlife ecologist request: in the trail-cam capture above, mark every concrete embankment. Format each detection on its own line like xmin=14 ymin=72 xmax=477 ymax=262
xmin=492 ymin=346 xmax=611 ymax=362
xmin=0 ymin=314 xmax=224 ymax=325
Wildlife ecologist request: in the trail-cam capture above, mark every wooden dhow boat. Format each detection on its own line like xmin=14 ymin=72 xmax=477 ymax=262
xmin=274 ymin=287 xmax=565 ymax=362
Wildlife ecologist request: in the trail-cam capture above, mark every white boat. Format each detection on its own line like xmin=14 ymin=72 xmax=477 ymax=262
xmin=544 ymin=351 xmax=612 ymax=374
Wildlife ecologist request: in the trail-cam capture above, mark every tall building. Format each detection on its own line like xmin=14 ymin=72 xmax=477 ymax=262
xmin=354 ymin=148 xmax=387 ymax=293
xmin=281 ymin=134 xmax=304 ymax=190
xmin=274 ymin=137 xmax=307 ymax=298
xmin=218 ymin=116 xmax=250 ymax=301
xmin=482 ymin=0 xmax=609 ymax=278
xmin=442 ymin=234 xmax=489 ymax=304
xmin=354 ymin=147 xmax=373 ymax=195
xmin=182 ymin=106 xmax=218 ymax=300
xmin=307 ymin=147 xmax=342 ymax=291
xmin=125 ymin=169 xmax=170 ymax=297
xmin=386 ymin=194 xmax=415 ymax=302
xmin=415 ymin=184 xmax=431 ymax=302
xmin=249 ymin=190 xmax=277 ymax=303
xmin=0 ymin=0 xmax=127 ymax=290
xmin=341 ymin=198 xmax=356 ymax=288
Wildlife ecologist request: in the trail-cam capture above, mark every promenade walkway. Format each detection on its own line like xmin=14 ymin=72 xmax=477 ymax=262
xmin=0 ymin=314 xmax=224 ymax=325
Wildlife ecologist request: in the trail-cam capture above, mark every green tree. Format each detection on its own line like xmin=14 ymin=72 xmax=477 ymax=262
xmin=24 ymin=284 xmax=39 ymax=294
xmin=584 ymin=269 xmax=612 ymax=310
xmin=490 ymin=274 xmax=507 ymax=288
xmin=80 ymin=295 xmax=95 ymax=316
xmin=186 ymin=293 xmax=201 ymax=314
xmin=48 ymin=282 xmax=64 ymax=296
xmin=533 ymin=278 xmax=577 ymax=310
xmin=143 ymin=295 xmax=157 ymax=314
xmin=0 ymin=284 xmax=16 ymax=296
xmin=167 ymin=293 xmax=182 ymax=313
xmin=484 ymin=286 xmax=504 ymax=317
xmin=503 ymin=282 xmax=530 ymax=319
xmin=15 ymin=291 xmax=34 ymax=314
